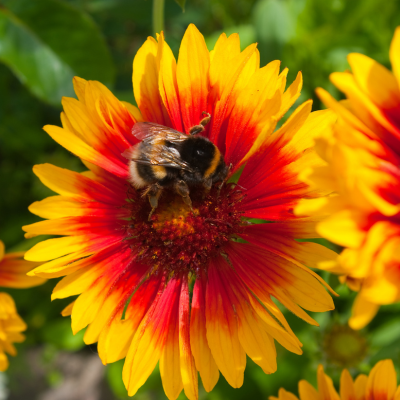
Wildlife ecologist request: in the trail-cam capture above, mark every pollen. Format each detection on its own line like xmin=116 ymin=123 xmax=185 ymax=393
xmin=151 ymin=197 xmax=198 ymax=236
xmin=126 ymin=185 xmax=245 ymax=275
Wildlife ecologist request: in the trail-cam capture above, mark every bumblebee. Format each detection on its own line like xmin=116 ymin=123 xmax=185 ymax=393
xmin=123 ymin=113 xmax=229 ymax=219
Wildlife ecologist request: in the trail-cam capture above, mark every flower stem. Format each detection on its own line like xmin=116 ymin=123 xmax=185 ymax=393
xmin=153 ymin=0 xmax=165 ymax=35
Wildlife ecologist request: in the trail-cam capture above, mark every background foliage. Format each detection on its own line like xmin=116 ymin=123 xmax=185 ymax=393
xmin=1 ymin=0 xmax=400 ymax=399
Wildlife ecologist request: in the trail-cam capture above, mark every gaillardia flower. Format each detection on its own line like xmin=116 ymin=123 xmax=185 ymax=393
xmin=270 ymin=359 xmax=400 ymax=400
xmin=296 ymin=27 xmax=400 ymax=330
xmin=0 ymin=240 xmax=44 ymax=371
xmin=24 ymin=25 xmax=336 ymax=399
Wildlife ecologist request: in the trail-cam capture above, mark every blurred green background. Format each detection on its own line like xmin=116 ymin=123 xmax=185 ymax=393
xmin=1 ymin=0 xmax=400 ymax=398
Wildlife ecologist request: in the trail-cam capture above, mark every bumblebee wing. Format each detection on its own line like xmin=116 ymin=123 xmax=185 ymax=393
xmin=131 ymin=122 xmax=187 ymax=142
xmin=128 ymin=123 xmax=193 ymax=171
xmin=129 ymin=142 xmax=194 ymax=172
xmin=152 ymin=145 xmax=194 ymax=171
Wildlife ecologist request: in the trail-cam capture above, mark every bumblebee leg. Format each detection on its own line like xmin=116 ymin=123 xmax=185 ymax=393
xmin=147 ymin=183 xmax=162 ymax=221
xmin=189 ymin=112 xmax=211 ymax=135
xmin=175 ymin=180 xmax=193 ymax=212
xmin=199 ymin=111 xmax=211 ymax=127
xmin=203 ymin=177 xmax=213 ymax=198
xmin=189 ymin=125 xmax=204 ymax=135
xmin=217 ymin=163 xmax=233 ymax=197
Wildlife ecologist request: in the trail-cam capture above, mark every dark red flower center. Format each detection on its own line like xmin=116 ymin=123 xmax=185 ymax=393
xmin=126 ymin=184 xmax=245 ymax=275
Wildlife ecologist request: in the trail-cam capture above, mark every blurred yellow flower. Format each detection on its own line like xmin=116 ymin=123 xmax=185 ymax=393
xmin=0 ymin=292 xmax=26 ymax=372
xmin=270 ymin=360 xmax=400 ymax=400
xmin=0 ymin=240 xmax=45 ymax=371
xmin=296 ymin=27 xmax=400 ymax=329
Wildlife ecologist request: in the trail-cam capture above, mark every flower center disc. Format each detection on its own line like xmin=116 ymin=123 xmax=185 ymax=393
xmin=127 ymin=185 xmax=244 ymax=275
xmin=323 ymin=325 xmax=367 ymax=367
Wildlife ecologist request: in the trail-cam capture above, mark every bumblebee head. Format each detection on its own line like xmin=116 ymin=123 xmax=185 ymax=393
xmin=180 ymin=136 xmax=218 ymax=174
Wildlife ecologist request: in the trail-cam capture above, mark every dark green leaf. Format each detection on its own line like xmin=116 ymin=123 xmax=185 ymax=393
xmin=0 ymin=0 xmax=115 ymax=106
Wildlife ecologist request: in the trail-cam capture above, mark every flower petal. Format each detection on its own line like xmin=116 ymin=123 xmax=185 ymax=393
xmin=331 ymin=71 xmax=400 ymax=152
xmin=123 ymin=275 xmax=181 ymax=397
xmin=69 ymin=245 xmax=134 ymax=334
xmin=354 ymin=375 xmax=368 ymax=400
xmin=206 ymin=256 xmax=246 ymax=388
xmin=238 ymin=101 xmax=315 ymax=219
xmin=32 ymin=164 xmax=121 ymax=205
xmin=241 ymin=222 xmax=338 ymax=270
xmin=23 ymin=215 xmax=122 ymax=239
xmin=316 ymin=87 xmax=378 ymax=141
xmin=348 ymin=294 xmax=380 ymax=330
xmin=270 ymin=389 xmax=299 ymax=400
xmin=208 ymin=42 xmax=258 ymax=151
xmin=316 ymin=364 xmax=340 ymax=400
xmin=224 ymin=60 xmax=281 ymax=166
xmin=61 ymin=301 xmax=75 ymax=317
xmin=25 ymin=232 xmax=122 ymax=262
xmin=84 ymin=262 xmax=150 ymax=345
xmin=226 ymin=242 xmax=334 ymax=325
xmin=158 ymin=33 xmax=183 ymax=132
xmin=348 ymin=52 xmax=400 ymax=109
xmin=217 ymin=261 xmax=278 ymax=374
xmin=190 ymin=273 xmax=219 ymax=392
xmin=0 ymin=255 xmax=44 ymax=289
xmin=98 ymin=274 xmax=162 ymax=364
xmin=340 ymin=369 xmax=356 ymax=400
xmin=209 ymin=33 xmax=241 ymax=103
xmin=390 ymin=26 xmax=400 ymax=83
xmin=43 ymin=125 xmax=129 ymax=178
xmin=179 ymin=275 xmax=198 ymax=400
xmin=0 ymin=241 xmax=4 ymax=262
xmin=276 ymin=71 xmax=303 ymax=120
xmin=160 ymin=278 xmax=184 ymax=400
xmin=133 ymin=36 xmax=170 ymax=125
xmin=177 ymin=24 xmax=210 ymax=134
xmin=365 ymin=359 xmax=397 ymax=400
xmin=298 ymin=380 xmax=320 ymax=400
xmin=317 ymin=209 xmax=366 ymax=249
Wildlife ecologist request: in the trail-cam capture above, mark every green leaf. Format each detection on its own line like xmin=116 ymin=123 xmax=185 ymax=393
xmin=0 ymin=0 xmax=115 ymax=106
xmin=42 ymin=318 xmax=85 ymax=351
xmin=253 ymin=0 xmax=296 ymax=43
xmin=253 ymin=0 xmax=303 ymax=63
xmin=174 ymin=0 xmax=186 ymax=12
xmin=369 ymin=317 xmax=400 ymax=348
xmin=106 ymin=361 xmax=127 ymax=399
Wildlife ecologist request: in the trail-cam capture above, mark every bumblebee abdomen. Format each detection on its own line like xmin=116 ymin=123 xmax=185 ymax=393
xmin=129 ymin=162 xmax=148 ymax=188
xmin=127 ymin=143 xmax=167 ymax=188
xmin=128 ymin=144 xmax=148 ymax=188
